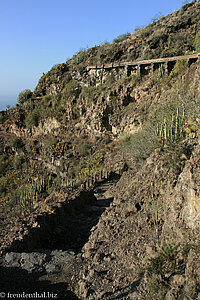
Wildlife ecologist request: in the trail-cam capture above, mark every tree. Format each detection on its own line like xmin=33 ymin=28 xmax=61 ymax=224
xmin=17 ymin=89 xmax=32 ymax=105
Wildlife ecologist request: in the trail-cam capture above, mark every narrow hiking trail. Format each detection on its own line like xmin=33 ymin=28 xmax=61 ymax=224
xmin=0 ymin=175 xmax=120 ymax=299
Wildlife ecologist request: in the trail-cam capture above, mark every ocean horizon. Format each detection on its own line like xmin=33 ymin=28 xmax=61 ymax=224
xmin=0 ymin=95 xmax=17 ymax=111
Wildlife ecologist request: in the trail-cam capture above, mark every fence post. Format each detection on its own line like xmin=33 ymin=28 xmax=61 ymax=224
xmin=86 ymin=179 xmax=89 ymax=189
xmin=105 ymin=170 xmax=108 ymax=179
xmin=93 ymin=172 xmax=96 ymax=184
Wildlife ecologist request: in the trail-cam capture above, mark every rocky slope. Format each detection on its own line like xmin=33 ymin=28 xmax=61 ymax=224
xmin=75 ymin=138 xmax=200 ymax=299
xmin=0 ymin=1 xmax=200 ymax=299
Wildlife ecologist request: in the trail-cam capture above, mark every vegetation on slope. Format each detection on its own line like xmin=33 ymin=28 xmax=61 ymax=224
xmin=0 ymin=0 xmax=200 ymax=220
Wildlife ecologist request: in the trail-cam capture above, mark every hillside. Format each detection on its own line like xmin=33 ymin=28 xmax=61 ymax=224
xmin=0 ymin=1 xmax=200 ymax=299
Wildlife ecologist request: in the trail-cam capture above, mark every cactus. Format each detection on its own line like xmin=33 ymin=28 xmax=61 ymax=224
xmin=175 ymin=107 xmax=179 ymax=139
xmin=156 ymin=108 xmax=185 ymax=146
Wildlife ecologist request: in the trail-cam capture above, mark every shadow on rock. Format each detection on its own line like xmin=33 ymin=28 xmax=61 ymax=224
xmin=0 ymin=265 xmax=79 ymax=300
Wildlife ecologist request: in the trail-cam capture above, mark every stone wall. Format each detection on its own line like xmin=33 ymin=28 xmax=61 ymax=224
xmin=85 ymin=53 xmax=200 ymax=86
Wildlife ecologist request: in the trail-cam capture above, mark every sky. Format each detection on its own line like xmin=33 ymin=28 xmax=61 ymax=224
xmin=0 ymin=0 xmax=191 ymax=110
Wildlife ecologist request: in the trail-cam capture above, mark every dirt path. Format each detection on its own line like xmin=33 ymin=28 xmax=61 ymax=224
xmin=0 ymin=176 xmax=119 ymax=299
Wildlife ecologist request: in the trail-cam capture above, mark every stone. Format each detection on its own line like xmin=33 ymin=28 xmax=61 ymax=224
xmin=5 ymin=252 xmax=21 ymax=267
xmin=76 ymin=253 xmax=82 ymax=259
xmin=79 ymin=281 xmax=89 ymax=299
xmin=20 ymin=252 xmax=47 ymax=272
xmin=50 ymin=250 xmax=75 ymax=264
xmin=45 ymin=263 xmax=61 ymax=274
xmin=21 ymin=262 xmax=36 ymax=272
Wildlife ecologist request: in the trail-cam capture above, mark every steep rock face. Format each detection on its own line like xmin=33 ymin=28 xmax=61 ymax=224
xmin=10 ymin=117 xmax=61 ymax=137
xmin=27 ymin=58 xmax=200 ymax=141
xmin=74 ymin=140 xmax=200 ymax=299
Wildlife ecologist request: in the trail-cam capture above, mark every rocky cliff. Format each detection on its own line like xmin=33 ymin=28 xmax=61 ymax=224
xmin=0 ymin=1 xmax=200 ymax=299
xmin=75 ymin=139 xmax=200 ymax=299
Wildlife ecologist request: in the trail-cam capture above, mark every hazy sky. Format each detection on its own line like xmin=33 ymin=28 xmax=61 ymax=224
xmin=0 ymin=0 xmax=190 ymax=110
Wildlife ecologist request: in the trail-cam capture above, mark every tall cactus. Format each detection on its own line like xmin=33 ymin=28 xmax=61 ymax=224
xmin=156 ymin=108 xmax=185 ymax=145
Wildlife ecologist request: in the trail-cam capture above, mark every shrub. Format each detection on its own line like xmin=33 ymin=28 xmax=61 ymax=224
xmin=113 ymin=32 xmax=131 ymax=43
xmin=71 ymin=50 xmax=87 ymax=65
xmin=25 ymin=109 xmax=40 ymax=128
xmin=194 ymin=30 xmax=200 ymax=52
xmin=52 ymin=139 xmax=68 ymax=158
xmin=169 ymin=59 xmax=188 ymax=78
xmin=62 ymin=80 xmax=79 ymax=100
xmin=13 ymin=154 xmax=25 ymax=170
xmin=79 ymin=152 xmax=104 ymax=179
xmin=10 ymin=137 xmax=24 ymax=150
xmin=17 ymin=89 xmax=32 ymax=105
xmin=105 ymin=71 xmax=116 ymax=85
xmin=120 ymin=124 xmax=159 ymax=165
xmin=77 ymin=142 xmax=92 ymax=156
xmin=81 ymin=86 xmax=95 ymax=102
xmin=0 ymin=112 xmax=7 ymax=124
xmin=183 ymin=119 xmax=199 ymax=135
xmin=0 ymin=155 xmax=8 ymax=177
xmin=149 ymin=243 xmax=182 ymax=275
xmin=43 ymin=135 xmax=57 ymax=149
xmin=151 ymin=12 xmax=163 ymax=23
xmin=140 ymin=24 xmax=153 ymax=38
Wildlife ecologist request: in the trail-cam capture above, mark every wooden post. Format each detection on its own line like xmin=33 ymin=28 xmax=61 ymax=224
xmin=105 ymin=170 xmax=108 ymax=179
xmin=124 ymin=64 xmax=128 ymax=76
xmin=86 ymin=180 xmax=89 ymax=189
xmin=93 ymin=172 xmax=96 ymax=183
xmin=137 ymin=64 xmax=141 ymax=77
xmin=150 ymin=63 xmax=154 ymax=75
xmin=99 ymin=169 xmax=102 ymax=180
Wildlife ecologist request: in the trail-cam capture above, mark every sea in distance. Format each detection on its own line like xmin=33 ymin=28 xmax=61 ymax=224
xmin=0 ymin=95 xmax=17 ymax=111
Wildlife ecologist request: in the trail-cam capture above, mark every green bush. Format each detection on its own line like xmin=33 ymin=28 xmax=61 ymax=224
xmin=81 ymin=86 xmax=95 ymax=102
xmin=10 ymin=137 xmax=24 ymax=150
xmin=43 ymin=135 xmax=57 ymax=150
xmin=169 ymin=59 xmax=188 ymax=77
xmin=17 ymin=89 xmax=32 ymax=105
xmin=13 ymin=154 xmax=25 ymax=170
xmin=25 ymin=109 xmax=40 ymax=128
xmin=194 ymin=30 xmax=200 ymax=52
xmin=120 ymin=125 xmax=159 ymax=165
xmin=113 ymin=32 xmax=131 ymax=43
xmin=77 ymin=142 xmax=92 ymax=156
xmin=149 ymin=243 xmax=181 ymax=275
xmin=0 ymin=155 xmax=8 ymax=177
xmin=71 ymin=50 xmax=87 ymax=65
xmin=62 ymin=80 xmax=79 ymax=100
xmin=52 ymin=139 xmax=68 ymax=158
xmin=105 ymin=71 xmax=116 ymax=85
xmin=0 ymin=112 xmax=7 ymax=124
xmin=79 ymin=152 xmax=104 ymax=179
